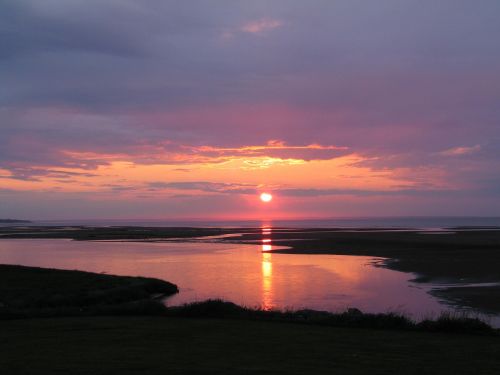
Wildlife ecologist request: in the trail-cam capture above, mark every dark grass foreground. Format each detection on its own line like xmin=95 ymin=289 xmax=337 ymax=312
xmin=2 ymin=316 xmax=500 ymax=375
xmin=0 ymin=264 xmax=178 ymax=318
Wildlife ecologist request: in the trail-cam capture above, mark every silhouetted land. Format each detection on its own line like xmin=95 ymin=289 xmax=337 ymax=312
xmin=431 ymin=286 xmax=500 ymax=314
xmin=0 ymin=226 xmax=239 ymax=240
xmin=0 ymin=219 xmax=31 ymax=223
xmin=1 ymin=226 xmax=500 ymax=313
xmin=0 ymin=264 xmax=178 ymax=318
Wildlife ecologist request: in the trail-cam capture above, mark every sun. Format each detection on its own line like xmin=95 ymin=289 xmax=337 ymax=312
xmin=260 ymin=192 xmax=273 ymax=203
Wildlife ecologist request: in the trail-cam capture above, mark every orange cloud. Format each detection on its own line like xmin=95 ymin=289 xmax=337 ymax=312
xmin=196 ymin=140 xmax=346 ymax=153
xmin=192 ymin=140 xmax=348 ymax=161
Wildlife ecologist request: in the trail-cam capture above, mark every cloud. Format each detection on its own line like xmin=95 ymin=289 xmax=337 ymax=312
xmin=2 ymin=1 xmax=500 ymax=217
xmin=277 ymin=187 xmax=452 ymax=197
xmin=0 ymin=0 xmax=151 ymax=59
xmin=192 ymin=140 xmax=349 ymax=161
xmin=144 ymin=181 xmax=452 ymax=199
xmin=240 ymin=18 xmax=283 ymax=34
xmin=0 ymin=166 xmax=98 ymax=181
xmin=148 ymin=181 xmax=257 ymax=195
xmin=440 ymin=145 xmax=482 ymax=156
xmin=0 ymin=119 xmax=350 ymax=180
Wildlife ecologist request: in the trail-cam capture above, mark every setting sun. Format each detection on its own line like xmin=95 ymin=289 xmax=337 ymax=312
xmin=260 ymin=192 xmax=273 ymax=203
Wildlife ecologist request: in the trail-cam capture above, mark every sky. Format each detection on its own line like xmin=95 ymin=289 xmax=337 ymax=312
xmin=1 ymin=0 xmax=500 ymax=220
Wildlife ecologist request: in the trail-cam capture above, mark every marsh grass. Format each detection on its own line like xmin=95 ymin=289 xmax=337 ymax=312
xmin=0 ymin=264 xmax=177 ymax=318
xmin=165 ymin=299 xmax=497 ymax=335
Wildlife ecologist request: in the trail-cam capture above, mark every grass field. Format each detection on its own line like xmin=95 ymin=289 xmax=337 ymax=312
xmin=1 ymin=316 xmax=500 ymax=375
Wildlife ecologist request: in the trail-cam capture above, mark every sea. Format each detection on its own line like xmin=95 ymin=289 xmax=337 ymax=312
xmin=7 ymin=216 xmax=500 ymax=229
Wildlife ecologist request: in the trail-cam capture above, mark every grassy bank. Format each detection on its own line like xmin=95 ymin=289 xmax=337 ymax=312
xmin=165 ymin=299 xmax=496 ymax=335
xmin=1 ymin=316 xmax=500 ymax=375
xmin=0 ymin=264 xmax=178 ymax=318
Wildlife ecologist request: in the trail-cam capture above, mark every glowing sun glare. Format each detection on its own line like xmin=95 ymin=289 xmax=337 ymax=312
xmin=260 ymin=192 xmax=273 ymax=202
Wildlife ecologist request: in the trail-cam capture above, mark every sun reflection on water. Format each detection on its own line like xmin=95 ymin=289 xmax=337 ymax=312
xmin=262 ymin=244 xmax=272 ymax=251
xmin=261 ymin=226 xmax=274 ymax=309
xmin=262 ymin=226 xmax=272 ymax=235
xmin=262 ymin=252 xmax=273 ymax=310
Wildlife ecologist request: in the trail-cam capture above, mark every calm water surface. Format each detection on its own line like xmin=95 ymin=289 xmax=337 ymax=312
xmin=12 ymin=216 xmax=500 ymax=228
xmin=0 ymin=238 xmax=493 ymax=322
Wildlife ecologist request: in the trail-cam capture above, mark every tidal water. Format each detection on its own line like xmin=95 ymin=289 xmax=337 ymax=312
xmin=8 ymin=216 xmax=500 ymax=229
xmin=0 ymin=237 xmax=491 ymax=322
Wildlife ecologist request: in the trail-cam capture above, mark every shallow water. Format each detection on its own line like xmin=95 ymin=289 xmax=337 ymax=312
xmin=8 ymin=216 xmax=500 ymax=229
xmin=1 ymin=237 xmax=483 ymax=322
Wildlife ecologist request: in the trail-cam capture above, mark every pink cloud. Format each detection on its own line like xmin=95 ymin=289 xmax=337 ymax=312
xmin=192 ymin=140 xmax=348 ymax=161
xmin=241 ymin=18 xmax=283 ymax=34
xmin=440 ymin=145 xmax=482 ymax=156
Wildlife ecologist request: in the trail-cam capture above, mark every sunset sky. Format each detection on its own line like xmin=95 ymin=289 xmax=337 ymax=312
xmin=1 ymin=0 xmax=500 ymax=220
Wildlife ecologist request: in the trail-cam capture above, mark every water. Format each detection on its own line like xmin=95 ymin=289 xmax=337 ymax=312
xmin=5 ymin=216 xmax=500 ymax=229
xmin=0 ymin=238 xmax=485 ymax=322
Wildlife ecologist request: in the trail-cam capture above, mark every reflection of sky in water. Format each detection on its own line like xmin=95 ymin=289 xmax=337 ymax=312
xmin=0 ymin=237 xmax=496 ymax=324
